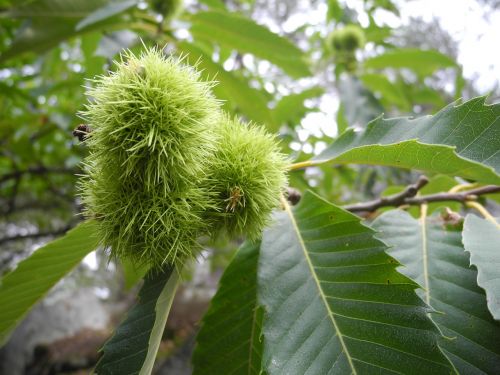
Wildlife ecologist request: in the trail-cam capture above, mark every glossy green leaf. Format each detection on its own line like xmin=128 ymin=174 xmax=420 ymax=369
xmin=193 ymin=242 xmax=264 ymax=375
xmin=258 ymin=191 xmax=453 ymax=374
xmin=0 ymin=220 xmax=99 ymax=346
xmin=178 ymin=41 xmax=272 ymax=124
xmin=189 ymin=10 xmax=310 ymax=78
xmin=463 ymin=214 xmax=500 ymax=320
xmin=95 ymin=267 xmax=179 ymax=375
xmin=314 ymin=97 xmax=500 ymax=184
xmin=364 ymin=48 xmax=457 ymax=77
xmin=76 ymin=0 xmax=137 ymax=31
xmin=372 ymin=210 xmax=500 ymax=374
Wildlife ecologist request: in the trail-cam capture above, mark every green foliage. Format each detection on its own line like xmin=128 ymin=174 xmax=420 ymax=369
xmin=1 ymin=1 xmax=500 ymax=374
xmin=0 ymin=0 xmax=123 ymax=61
xmin=359 ymin=73 xmax=410 ymax=110
xmin=151 ymin=0 xmax=183 ymax=22
xmin=337 ymin=76 xmax=384 ymax=127
xmin=258 ymin=192 xmax=452 ymax=374
xmin=76 ymin=0 xmax=138 ymax=31
xmin=80 ymin=48 xmax=220 ymax=269
xmin=0 ymin=221 xmax=99 ymax=345
xmin=270 ymin=87 xmax=324 ymax=132
xmin=178 ymin=41 xmax=273 ymax=125
xmin=314 ymin=97 xmax=500 ymax=184
xmin=193 ymin=242 xmax=263 ymax=374
xmin=95 ymin=267 xmax=179 ymax=375
xmin=463 ymin=214 xmax=500 ymax=320
xmin=189 ymin=10 xmax=310 ymax=78
xmin=206 ymin=115 xmax=288 ymax=239
xmin=364 ymin=48 xmax=457 ymax=77
xmin=373 ymin=211 xmax=500 ymax=373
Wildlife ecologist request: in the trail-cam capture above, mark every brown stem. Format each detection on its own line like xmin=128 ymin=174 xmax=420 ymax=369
xmin=405 ymin=185 xmax=500 ymax=205
xmin=344 ymin=178 xmax=500 ymax=213
xmin=343 ymin=176 xmax=429 ymax=212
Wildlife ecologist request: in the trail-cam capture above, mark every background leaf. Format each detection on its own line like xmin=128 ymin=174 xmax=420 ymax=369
xmin=0 ymin=220 xmax=99 ymax=346
xmin=198 ymin=0 xmax=226 ymax=10
xmin=0 ymin=0 xmax=123 ymax=61
xmin=120 ymin=257 xmax=148 ymax=290
xmin=270 ymin=87 xmax=324 ymax=132
xmin=76 ymin=0 xmax=137 ymax=31
xmin=463 ymin=214 xmax=500 ymax=320
xmin=364 ymin=48 xmax=457 ymax=77
xmin=359 ymin=73 xmax=410 ymax=110
xmin=193 ymin=242 xmax=264 ymax=375
xmin=189 ymin=10 xmax=310 ymax=78
xmin=178 ymin=41 xmax=273 ymax=125
xmin=336 ymin=103 xmax=349 ymax=135
xmin=95 ymin=267 xmax=179 ymax=375
xmin=314 ymin=97 xmax=500 ymax=184
xmin=372 ymin=210 xmax=500 ymax=373
xmin=337 ymin=76 xmax=384 ymax=129
xmin=258 ymin=192 xmax=452 ymax=374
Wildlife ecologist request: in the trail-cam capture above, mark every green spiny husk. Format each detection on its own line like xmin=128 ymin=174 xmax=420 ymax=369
xmin=80 ymin=48 xmax=289 ymax=269
xmin=329 ymin=24 xmax=365 ymax=52
xmin=205 ymin=115 xmax=289 ymax=240
xmin=79 ymin=48 xmax=220 ymax=269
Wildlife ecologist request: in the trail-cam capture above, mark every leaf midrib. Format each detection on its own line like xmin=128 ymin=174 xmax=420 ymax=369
xmin=248 ymin=306 xmax=259 ymax=375
xmin=420 ymin=204 xmax=431 ymax=306
xmin=283 ymin=199 xmax=357 ymax=375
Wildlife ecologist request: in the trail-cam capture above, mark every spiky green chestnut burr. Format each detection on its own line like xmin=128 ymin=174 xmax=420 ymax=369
xmin=79 ymin=48 xmax=219 ymax=269
xmin=206 ymin=115 xmax=289 ymax=239
xmin=329 ymin=25 xmax=365 ymax=52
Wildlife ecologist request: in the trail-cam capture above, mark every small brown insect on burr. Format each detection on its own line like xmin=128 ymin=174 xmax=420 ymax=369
xmin=73 ymin=124 xmax=92 ymax=142
xmin=225 ymin=186 xmax=245 ymax=212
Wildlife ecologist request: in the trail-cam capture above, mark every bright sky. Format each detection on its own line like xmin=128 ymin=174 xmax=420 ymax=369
xmin=399 ymin=0 xmax=500 ymax=92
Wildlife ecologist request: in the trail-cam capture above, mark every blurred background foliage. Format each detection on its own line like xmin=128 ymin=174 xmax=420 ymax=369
xmin=1 ymin=0 xmax=499 ymax=373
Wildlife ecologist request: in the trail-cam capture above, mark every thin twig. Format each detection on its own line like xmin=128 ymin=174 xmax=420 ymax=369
xmin=288 ymin=160 xmax=320 ymax=171
xmin=405 ymin=185 xmax=500 ymax=204
xmin=344 ymin=179 xmax=500 ymax=213
xmin=343 ymin=176 xmax=429 ymax=212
